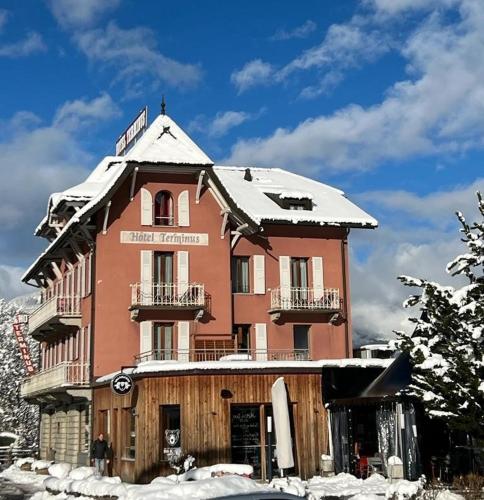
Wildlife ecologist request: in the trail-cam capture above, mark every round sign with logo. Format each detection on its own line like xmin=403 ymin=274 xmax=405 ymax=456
xmin=111 ymin=373 xmax=134 ymax=396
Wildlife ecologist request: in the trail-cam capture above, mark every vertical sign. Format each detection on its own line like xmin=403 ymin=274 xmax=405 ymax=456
xmin=115 ymin=107 xmax=148 ymax=156
xmin=12 ymin=315 xmax=36 ymax=375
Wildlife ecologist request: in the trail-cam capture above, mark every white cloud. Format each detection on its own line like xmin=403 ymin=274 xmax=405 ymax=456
xmin=53 ymin=93 xmax=121 ymax=132
xmin=350 ymin=179 xmax=482 ymax=344
xmin=189 ymin=109 xmax=265 ymax=138
xmin=47 ymin=0 xmax=120 ymax=29
xmin=367 ymin=0 xmax=458 ymax=16
xmin=270 ymin=20 xmax=317 ymax=41
xmin=0 ymin=32 xmax=46 ymax=58
xmin=0 ymin=93 xmax=121 ymax=298
xmin=226 ymin=1 xmax=484 ymax=171
xmin=74 ymin=22 xmax=202 ymax=97
xmin=230 ymin=59 xmax=274 ymax=94
xmin=0 ymin=266 xmax=32 ymax=300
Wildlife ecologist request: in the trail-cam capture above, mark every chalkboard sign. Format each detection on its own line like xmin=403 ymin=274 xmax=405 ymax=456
xmin=231 ymin=406 xmax=261 ymax=477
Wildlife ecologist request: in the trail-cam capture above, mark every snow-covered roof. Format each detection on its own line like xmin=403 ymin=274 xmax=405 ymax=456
xmin=96 ymin=358 xmax=393 ymax=383
xmin=360 ymin=343 xmax=395 ymax=351
xmin=212 ymin=166 xmax=378 ymax=227
xmin=125 ymin=114 xmax=213 ymax=166
xmin=24 ymin=161 xmax=128 ymax=281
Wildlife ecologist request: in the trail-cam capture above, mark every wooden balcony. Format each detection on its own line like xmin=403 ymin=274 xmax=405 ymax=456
xmin=269 ymin=287 xmax=341 ymax=316
xmin=20 ymin=362 xmax=89 ymax=399
xmin=28 ymin=295 xmax=81 ymax=338
xmin=130 ymin=282 xmax=206 ymax=318
xmin=135 ymin=348 xmax=311 ymax=364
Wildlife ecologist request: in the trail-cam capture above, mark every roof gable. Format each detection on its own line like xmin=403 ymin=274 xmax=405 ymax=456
xmin=125 ymin=114 xmax=213 ymax=166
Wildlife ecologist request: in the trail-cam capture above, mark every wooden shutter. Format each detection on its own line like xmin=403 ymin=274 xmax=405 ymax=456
xmin=255 ymin=323 xmax=268 ymax=361
xmin=312 ymin=257 xmax=324 ymax=300
xmin=253 ymin=255 xmax=265 ymax=294
xmin=178 ymin=190 xmax=190 ymax=227
xmin=140 ymin=250 xmax=153 ymax=305
xmin=177 ymin=321 xmax=190 ymax=362
xmin=279 ymin=256 xmax=291 ymax=301
xmin=140 ymin=188 xmax=153 ymax=226
xmin=140 ymin=321 xmax=152 ymax=359
xmin=177 ymin=251 xmax=189 ymax=295
xmin=86 ymin=253 xmax=92 ymax=296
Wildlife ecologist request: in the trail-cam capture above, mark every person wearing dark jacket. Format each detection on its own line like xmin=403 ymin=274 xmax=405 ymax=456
xmin=91 ymin=433 xmax=109 ymax=476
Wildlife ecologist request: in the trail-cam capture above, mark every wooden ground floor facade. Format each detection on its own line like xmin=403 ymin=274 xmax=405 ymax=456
xmin=93 ymin=369 xmax=329 ymax=483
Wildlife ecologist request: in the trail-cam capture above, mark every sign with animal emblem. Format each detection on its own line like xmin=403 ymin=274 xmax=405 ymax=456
xmin=165 ymin=429 xmax=180 ymax=447
xmin=111 ymin=373 xmax=134 ymax=396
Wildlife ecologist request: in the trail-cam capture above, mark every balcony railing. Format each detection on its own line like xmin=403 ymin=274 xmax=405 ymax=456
xmin=130 ymin=282 xmax=206 ymax=309
xmin=135 ymin=348 xmax=310 ymax=364
xmin=28 ymin=295 xmax=81 ymax=335
xmin=20 ymin=362 xmax=89 ymax=398
xmin=270 ymin=287 xmax=340 ymax=312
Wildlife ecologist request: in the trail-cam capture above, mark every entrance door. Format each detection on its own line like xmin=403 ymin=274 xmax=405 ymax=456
xmin=153 ymin=323 xmax=174 ymax=360
xmin=290 ymin=258 xmax=308 ymax=304
xmin=153 ymin=252 xmax=174 ymax=303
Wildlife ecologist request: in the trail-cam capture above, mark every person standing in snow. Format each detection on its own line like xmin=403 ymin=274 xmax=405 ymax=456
xmin=91 ymin=433 xmax=110 ymax=476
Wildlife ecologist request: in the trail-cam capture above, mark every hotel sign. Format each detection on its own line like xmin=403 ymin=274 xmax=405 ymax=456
xmin=120 ymin=231 xmax=209 ymax=246
xmin=115 ymin=107 xmax=148 ymax=156
xmin=12 ymin=316 xmax=36 ymax=375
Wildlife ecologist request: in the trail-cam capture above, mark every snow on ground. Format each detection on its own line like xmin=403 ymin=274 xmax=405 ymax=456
xmin=1 ymin=463 xmax=466 ymax=500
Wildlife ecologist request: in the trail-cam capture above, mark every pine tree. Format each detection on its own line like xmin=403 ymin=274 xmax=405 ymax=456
xmin=396 ymin=192 xmax=483 ymax=438
xmin=0 ymin=298 xmax=39 ymax=447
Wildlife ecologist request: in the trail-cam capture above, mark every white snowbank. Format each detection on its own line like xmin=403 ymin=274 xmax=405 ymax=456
xmin=435 ymin=490 xmax=465 ymax=500
xmin=31 ymin=459 xmax=54 ymax=471
xmin=15 ymin=457 xmax=34 ymax=467
xmin=0 ymin=464 xmax=47 ymax=488
xmin=48 ymin=462 xmax=71 ymax=479
xmin=385 ymin=478 xmax=425 ymax=499
xmin=307 ymin=472 xmax=390 ymax=499
xmin=67 ymin=466 xmax=96 ymax=480
xmin=128 ymin=475 xmax=264 ymax=500
xmin=166 ymin=463 xmax=253 ymax=481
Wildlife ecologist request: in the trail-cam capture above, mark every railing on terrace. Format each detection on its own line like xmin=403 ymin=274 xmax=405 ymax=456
xmin=135 ymin=348 xmax=310 ymax=364
xmin=20 ymin=362 xmax=89 ymax=397
xmin=270 ymin=287 xmax=340 ymax=311
xmin=28 ymin=295 xmax=81 ymax=333
xmin=130 ymin=282 xmax=206 ymax=308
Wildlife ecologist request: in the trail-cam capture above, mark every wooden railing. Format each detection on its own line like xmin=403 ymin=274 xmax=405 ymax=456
xmin=131 ymin=282 xmax=205 ymax=308
xmin=20 ymin=362 xmax=89 ymax=397
xmin=135 ymin=348 xmax=310 ymax=363
xmin=270 ymin=287 xmax=340 ymax=311
xmin=28 ymin=295 xmax=81 ymax=333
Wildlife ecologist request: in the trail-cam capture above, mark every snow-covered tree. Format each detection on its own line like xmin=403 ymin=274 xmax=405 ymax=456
xmin=396 ymin=192 xmax=483 ymax=438
xmin=0 ymin=297 xmax=39 ymax=447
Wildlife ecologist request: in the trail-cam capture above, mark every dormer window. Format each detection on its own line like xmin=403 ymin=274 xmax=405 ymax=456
xmin=264 ymin=192 xmax=313 ymax=211
xmin=154 ymin=191 xmax=174 ymax=226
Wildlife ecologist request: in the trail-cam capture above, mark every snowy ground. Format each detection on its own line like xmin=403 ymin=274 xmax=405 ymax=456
xmin=0 ymin=462 xmax=466 ymax=500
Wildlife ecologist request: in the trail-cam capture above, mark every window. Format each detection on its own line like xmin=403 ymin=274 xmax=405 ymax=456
xmin=290 ymin=258 xmax=308 ymax=288
xmin=153 ymin=323 xmax=174 ymax=360
xmin=122 ymin=408 xmax=136 ymax=459
xmin=154 ymin=191 xmax=174 ymax=226
xmin=264 ymin=192 xmax=312 ymax=211
xmin=154 ymin=252 xmax=174 ymax=302
xmin=293 ymin=325 xmax=310 ymax=360
xmin=232 ymin=325 xmax=250 ymax=352
xmin=160 ymin=405 xmax=181 ymax=461
xmin=232 ymin=256 xmax=250 ymax=293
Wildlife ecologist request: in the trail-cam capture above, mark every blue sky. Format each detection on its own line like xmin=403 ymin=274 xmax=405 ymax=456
xmin=0 ymin=0 xmax=482 ymax=342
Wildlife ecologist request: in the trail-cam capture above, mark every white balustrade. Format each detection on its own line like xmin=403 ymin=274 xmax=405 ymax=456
xmin=131 ymin=282 xmax=205 ymax=308
xmin=28 ymin=295 xmax=81 ymax=333
xmin=270 ymin=287 xmax=340 ymax=311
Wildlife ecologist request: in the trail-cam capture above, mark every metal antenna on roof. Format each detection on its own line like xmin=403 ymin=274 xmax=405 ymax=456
xmin=161 ymin=95 xmax=166 ymax=115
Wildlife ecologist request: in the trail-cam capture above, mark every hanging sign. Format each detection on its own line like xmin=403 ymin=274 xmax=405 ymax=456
xmin=115 ymin=107 xmax=148 ymax=156
xmin=111 ymin=373 xmax=134 ymax=396
xmin=12 ymin=315 xmax=36 ymax=375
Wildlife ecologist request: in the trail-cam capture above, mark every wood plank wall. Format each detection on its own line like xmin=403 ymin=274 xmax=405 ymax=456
xmin=94 ymin=370 xmax=328 ymax=483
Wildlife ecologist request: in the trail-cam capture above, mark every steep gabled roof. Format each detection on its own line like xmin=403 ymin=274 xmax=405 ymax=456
xmin=125 ymin=114 xmax=213 ymax=166
xmin=212 ymin=166 xmax=378 ymax=228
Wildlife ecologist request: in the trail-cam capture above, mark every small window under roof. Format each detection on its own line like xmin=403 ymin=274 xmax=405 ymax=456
xmin=264 ymin=192 xmax=313 ymax=211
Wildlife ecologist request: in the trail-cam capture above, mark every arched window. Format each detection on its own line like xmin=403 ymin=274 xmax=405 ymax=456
xmin=154 ymin=191 xmax=174 ymax=226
